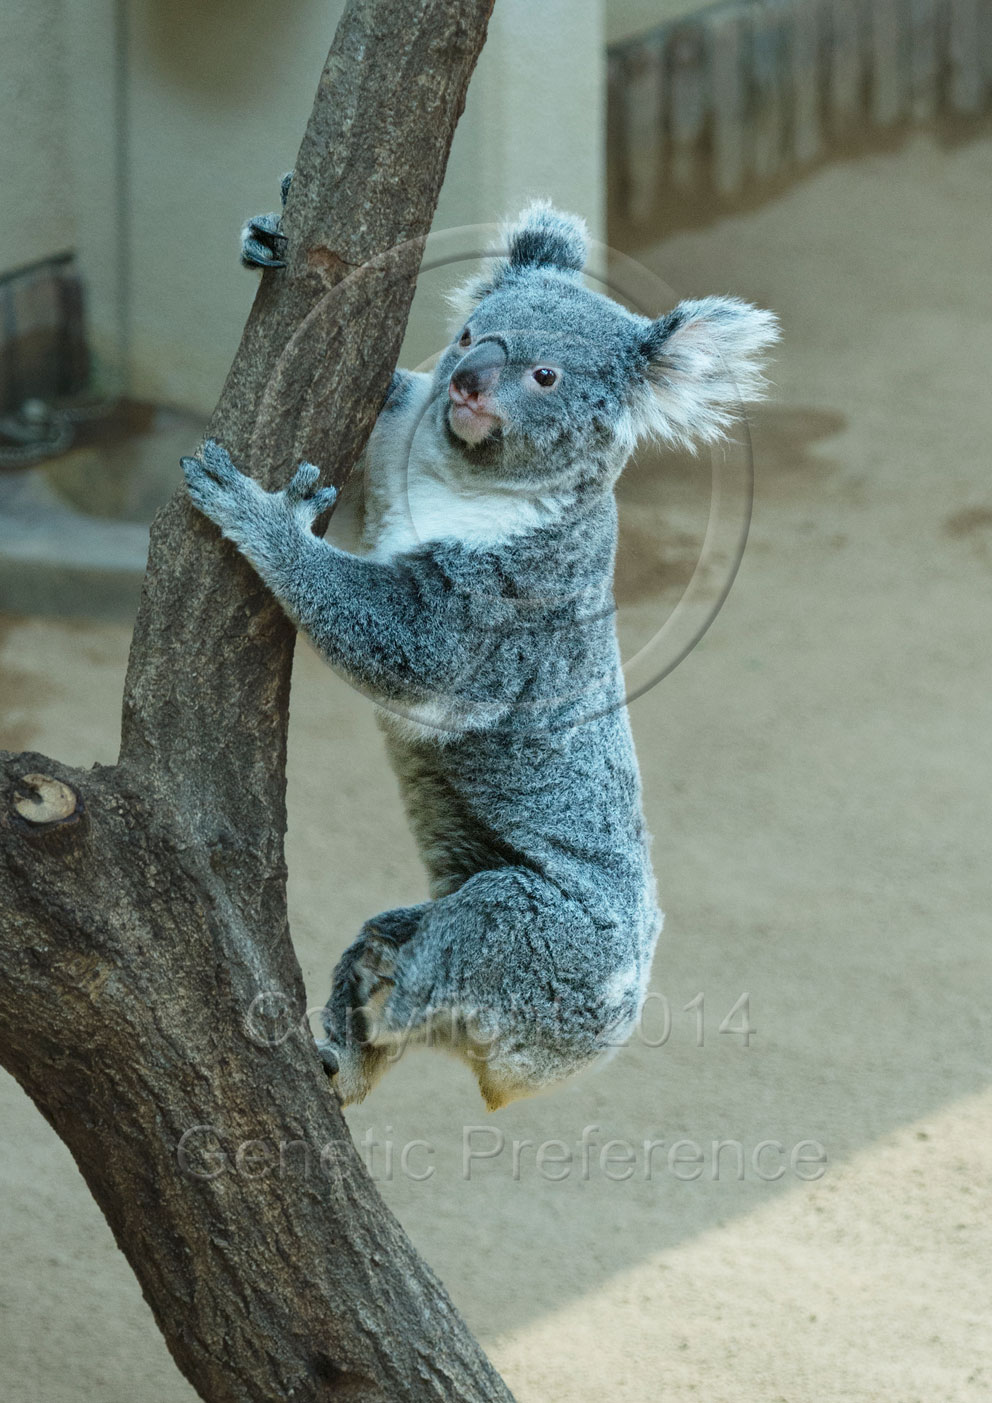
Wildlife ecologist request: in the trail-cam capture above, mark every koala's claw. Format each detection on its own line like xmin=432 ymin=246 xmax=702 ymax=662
xmin=181 ymin=457 xmax=214 ymax=516
xmin=181 ymin=448 xmax=231 ymax=507
xmin=241 ymin=212 xmax=286 ymax=269
xmin=240 ymin=172 xmax=293 ymax=268
xmin=315 ymin=1039 xmax=340 ymax=1077
xmin=198 ymin=438 xmax=241 ymax=484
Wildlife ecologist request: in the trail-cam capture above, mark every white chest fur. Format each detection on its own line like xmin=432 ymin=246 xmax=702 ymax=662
xmin=363 ymin=377 xmax=569 ymax=561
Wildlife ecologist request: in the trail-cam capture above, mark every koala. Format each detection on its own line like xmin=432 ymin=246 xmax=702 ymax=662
xmin=183 ymin=192 xmax=778 ymax=1109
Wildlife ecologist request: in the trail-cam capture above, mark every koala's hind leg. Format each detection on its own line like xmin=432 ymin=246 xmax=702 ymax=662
xmin=367 ymin=868 xmax=640 ymax=1110
xmin=318 ymin=902 xmax=431 ymax=1105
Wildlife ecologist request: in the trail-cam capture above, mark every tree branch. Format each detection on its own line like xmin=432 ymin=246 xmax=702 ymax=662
xmin=0 ymin=3 xmax=518 ymax=1400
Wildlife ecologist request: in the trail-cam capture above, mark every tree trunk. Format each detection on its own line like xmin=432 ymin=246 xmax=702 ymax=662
xmin=0 ymin=2 xmax=517 ymax=1399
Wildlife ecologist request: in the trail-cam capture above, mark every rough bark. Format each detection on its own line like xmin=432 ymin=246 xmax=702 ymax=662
xmin=0 ymin=3 xmax=517 ymax=1400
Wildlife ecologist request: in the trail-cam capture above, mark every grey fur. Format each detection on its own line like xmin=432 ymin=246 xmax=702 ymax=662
xmin=240 ymin=171 xmax=292 ymax=268
xmin=185 ymin=200 xmax=778 ymax=1108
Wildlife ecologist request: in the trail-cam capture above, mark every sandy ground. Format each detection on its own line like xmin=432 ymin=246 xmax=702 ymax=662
xmin=1 ymin=129 xmax=991 ymax=1401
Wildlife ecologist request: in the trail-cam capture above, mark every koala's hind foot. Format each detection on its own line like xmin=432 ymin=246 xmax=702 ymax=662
xmin=318 ymin=903 xmax=431 ymax=1105
xmin=323 ymin=869 xmax=645 ymax=1110
xmin=240 ymin=172 xmax=293 ymax=269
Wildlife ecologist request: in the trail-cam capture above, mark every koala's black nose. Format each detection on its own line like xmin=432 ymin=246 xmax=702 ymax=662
xmin=451 ymin=339 xmax=507 ymax=396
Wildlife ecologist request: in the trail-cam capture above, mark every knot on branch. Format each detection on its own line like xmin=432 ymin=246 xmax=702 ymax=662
xmin=12 ymin=774 xmax=82 ymax=830
xmin=13 ymin=773 xmax=78 ymax=823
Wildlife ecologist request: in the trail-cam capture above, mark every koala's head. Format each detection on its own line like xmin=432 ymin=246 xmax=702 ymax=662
xmin=433 ymin=202 xmax=779 ymax=492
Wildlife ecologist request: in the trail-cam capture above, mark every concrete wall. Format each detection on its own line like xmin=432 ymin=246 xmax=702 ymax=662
xmin=119 ymin=0 xmax=346 ymax=409
xmin=3 ymin=0 xmax=609 ymax=414
xmin=606 ymin=0 xmax=713 ymax=44
xmin=120 ymin=0 xmax=606 ymax=411
xmin=0 ymin=0 xmax=75 ymax=271
xmin=402 ymin=0 xmax=606 ymax=372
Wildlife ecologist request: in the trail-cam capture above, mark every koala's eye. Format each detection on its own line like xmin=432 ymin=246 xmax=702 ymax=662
xmin=532 ymin=367 xmax=558 ymax=388
xmin=458 ymin=327 xmax=472 ymax=348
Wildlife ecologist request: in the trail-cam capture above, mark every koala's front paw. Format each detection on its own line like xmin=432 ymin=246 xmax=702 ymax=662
xmin=183 ymin=445 xmax=336 ymax=546
xmin=240 ymin=171 xmax=293 ymax=269
xmin=240 ymin=212 xmax=286 ymax=269
xmin=182 ymin=439 xmax=263 ymax=537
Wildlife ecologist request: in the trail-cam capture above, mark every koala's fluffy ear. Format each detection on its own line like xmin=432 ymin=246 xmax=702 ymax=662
xmin=631 ymin=296 xmax=780 ymax=450
xmin=504 ymin=200 xmax=589 ymax=275
xmin=447 ymin=202 xmax=589 ymax=324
